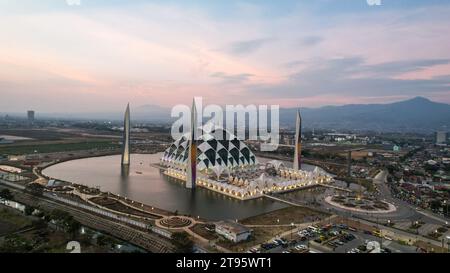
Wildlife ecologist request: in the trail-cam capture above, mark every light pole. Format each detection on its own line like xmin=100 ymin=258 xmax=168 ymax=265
xmin=273 ymin=218 xmax=280 ymax=238
xmin=444 ymin=200 xmax=447 ymax=218
xmin=291 ymin=222 xmax=295 ymax=241
xmin=446 ymin=235 xmax=450 ymax=253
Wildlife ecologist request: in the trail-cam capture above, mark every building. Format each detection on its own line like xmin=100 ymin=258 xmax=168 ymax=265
xmin=293 ymin=109 xmax=302 ymax=170
xmin=121 ymin=104 xmax=130 ymax=165
xmin=0 ymin=138 xmax=14 ymax=145
xmin=186 ymin=98 xmax=198 ymax=189
xmin=27 ymin=110 xmax=35 ymax=124
xmin=435 ymin=131 xmax=448 ymax=145
xmin=215 ymin=220 xmax=252 ymax=243
xmin=161 ymin=105 xmax=333 ymax=200
xmin=161 ymin=125 xmax=258 ymax=171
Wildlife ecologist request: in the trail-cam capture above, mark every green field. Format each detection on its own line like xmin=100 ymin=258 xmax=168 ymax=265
xmin=0 ymin=141 xmax=120 ymax=155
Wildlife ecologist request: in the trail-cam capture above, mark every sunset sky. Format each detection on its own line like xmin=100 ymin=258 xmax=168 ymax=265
xmin=1 ymin=0 xmax=450 ymax=113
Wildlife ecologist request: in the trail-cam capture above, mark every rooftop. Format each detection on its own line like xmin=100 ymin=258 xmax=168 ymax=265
xmin=216 ymin=220 xmax=251 ymax=235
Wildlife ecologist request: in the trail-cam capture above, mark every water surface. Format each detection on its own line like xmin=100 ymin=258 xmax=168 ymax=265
xmin=43 ymin=153 xmax=293 ymax=220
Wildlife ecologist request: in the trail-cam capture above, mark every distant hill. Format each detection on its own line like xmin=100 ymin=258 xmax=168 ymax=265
xmin=7 ymin=97 xmax=449 ymax=132
xmin=280 ymin=97 xmax=450 ymax=132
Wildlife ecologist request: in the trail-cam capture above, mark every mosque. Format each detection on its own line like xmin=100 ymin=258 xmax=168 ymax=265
xmin=158 ymin=99 xmax=333 ymax=200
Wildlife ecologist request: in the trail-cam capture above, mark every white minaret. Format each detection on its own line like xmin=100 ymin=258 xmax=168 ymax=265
xmin=121 ymin=103 xmax=130 ymax=166
xmin=186 ymin=99 xmax=198 ymax=189
xmin=293 ymin=109 xmax=302 ymax=170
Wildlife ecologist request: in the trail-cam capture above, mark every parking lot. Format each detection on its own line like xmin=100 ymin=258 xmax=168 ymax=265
xmin=250 ymin=223 xmax=420 ymax=254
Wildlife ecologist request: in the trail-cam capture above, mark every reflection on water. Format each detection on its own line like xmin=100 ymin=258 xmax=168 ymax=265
xmin=120 ymin=164 xmax=130 ymax=177
xmin=120 ymin=164 xmax=130 ymax=195
xmin=43 ymin=153 xmax=290 ymax=220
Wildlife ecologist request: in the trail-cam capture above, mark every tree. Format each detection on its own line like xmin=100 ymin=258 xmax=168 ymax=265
xmin=0 ymin=189 xmax=13 ymax=200
xmin=96 ymin=234 xmax=109 ymax=246
xmin=172 ymin=232 xmax=194 ymax=253
xmin=429 ymin=200 xmax=441 ymax=211
xmin=49 ymin=209 xmax=80 ymax=235
xmin=31 ymin=219 xmax=47 ymax=229
xmin=0 ymin=234 xmax=32 ymax=253
xmin=25 ymin=183 xmax=44 ymax=196
xmin=24 ymin=205 xmax=35 ymax=216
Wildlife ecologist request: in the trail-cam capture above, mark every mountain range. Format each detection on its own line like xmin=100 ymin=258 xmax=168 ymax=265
xmin=4 ymin=97 xmax=450 ymax=133
xmin=280 ymin=97 xmax=450 ymax=132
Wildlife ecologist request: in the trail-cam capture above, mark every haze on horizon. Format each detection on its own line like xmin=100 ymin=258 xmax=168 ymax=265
xmin=1 ymin=0 xmax=450 ymax=113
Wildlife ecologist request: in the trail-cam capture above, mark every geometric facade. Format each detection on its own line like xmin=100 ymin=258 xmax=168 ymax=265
xmin=161 ymin=125 xmax=258 ymax=171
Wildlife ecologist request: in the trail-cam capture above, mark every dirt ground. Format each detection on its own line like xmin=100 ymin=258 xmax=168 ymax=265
xmin=241 ymin=206 xmax=328 ymax=226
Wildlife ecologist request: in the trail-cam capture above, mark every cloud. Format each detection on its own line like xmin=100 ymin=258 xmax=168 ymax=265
xmin=299 ymin=35 xmax=323 ymax=47
xmin=357 ymin=59 xmax=450 ymax=78
xmin=246 ymin=57 xmax=450 ymax=99
xmin=1 ymin=1 xmax=450 ymax=111
xmin=210 ymin=72 xmax=253 ymax=84
xmin=227 ymin=38 xmax=273 ymax=55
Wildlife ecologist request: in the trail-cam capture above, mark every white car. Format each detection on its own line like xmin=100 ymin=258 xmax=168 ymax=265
xmin=330 ymin=231 xmax=339 ymax=236
xmin=347 ymin=248 xmax=360 ymax=253
xmin=295 ymin=244 xmax=308 ymax=251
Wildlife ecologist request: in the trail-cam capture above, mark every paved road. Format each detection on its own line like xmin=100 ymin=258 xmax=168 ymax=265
xmin=373 ymin=171 xmax=448 ymax=225
xmin=317 ymin=170 xmax=447 ymax=226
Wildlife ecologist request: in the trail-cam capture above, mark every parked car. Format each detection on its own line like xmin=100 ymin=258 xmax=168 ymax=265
xmin=307 ymin=226 xmax=319 ymax=233
xmin=261 ymin=243 xmax=275 ymax=250
xmin=295 ymin=244 xmax=308 ymax=251
xmin=249 ymin=247 xmax=259 ymax=253
xmin=329 ymin=231 xmax=339 ymax=236
xmin=328 ymin=242 xmax=337 ymax=247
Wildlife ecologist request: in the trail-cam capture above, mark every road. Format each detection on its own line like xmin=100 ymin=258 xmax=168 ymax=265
xmin=316 ymin=170 xmax=447 ymax=226
xmin=373 ymin=170 xmax=448 ymax=225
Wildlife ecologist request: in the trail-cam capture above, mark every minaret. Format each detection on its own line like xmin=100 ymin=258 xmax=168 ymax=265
xmin=293 ymin=109 xmax=302 ymax=170
xmin=121 ymin=103 xmax=130 ymax=166
xmin=186 ymin=99 xmax=198 ymax=189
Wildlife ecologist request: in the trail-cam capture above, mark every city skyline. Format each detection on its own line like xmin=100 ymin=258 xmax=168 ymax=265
xmin=1 ymin=0 xmax=450 ymax=112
